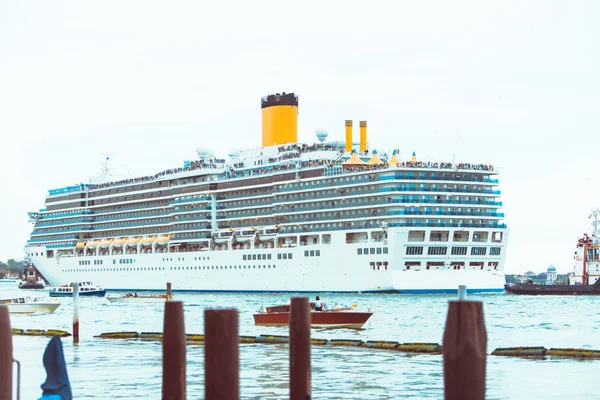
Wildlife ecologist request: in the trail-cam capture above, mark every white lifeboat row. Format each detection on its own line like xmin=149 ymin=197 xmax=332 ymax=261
xmin=212 ymin=225 xmax=280 ymax=243
xmin=76 ymin=235 xmax=172 ymax=249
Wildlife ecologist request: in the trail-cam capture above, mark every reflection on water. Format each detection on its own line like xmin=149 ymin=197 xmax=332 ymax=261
xmin=8 ymin=288 xmax=600 ymax=399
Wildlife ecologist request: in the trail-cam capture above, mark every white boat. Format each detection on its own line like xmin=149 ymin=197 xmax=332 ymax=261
xmin=49 ymin=282 xmax=107 ymax=297
xmin=24 ymin=92 xmax=508 ymax=293
xmin=257 ymin=225 xmax=280 ymax=242
xmin=213 ymin=229 xmax=234 ymax=244
xmin=106 ymin=293 xmax=173 ymax=303
xmin=1 ymin=297 xmax=61 ymax=314
xmin=234 ymin=228 xmax=256 ymax=243
xmin=0 ymin=278 xmax=19 ymax=286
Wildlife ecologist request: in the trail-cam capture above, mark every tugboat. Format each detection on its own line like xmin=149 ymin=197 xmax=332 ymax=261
xmin=18 ymin=264 xmax=46 ymax=290
xmin=505 ymin=209 xmax=600 ymax=295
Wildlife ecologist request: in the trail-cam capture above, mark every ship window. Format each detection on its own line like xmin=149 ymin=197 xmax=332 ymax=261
xmin=383 ymin=247 xmax=388 ymax=254
xmin=490 ymin=247 xmax=501 ymax=256
xmin=428 ymin=247 xmax=447 ymax=256
xmin=451 ymin=247 xmax=468 ymax=256
xmin=267 ymin=254 xmax=271 ymax=260
xmin=283 ymin=253 xmax=288 ymax=260
xmin=278 ymin=254 xmax=282 ymax=259
xmin=376 ymin=248 xmax=382 ymax=254
xmin=262 ymin=254 xmax=267 ymax=260
xmin=252 ymin=255 xmax=257 ymax=260
xmin=472 ymin=232 xmax=489 ymax=243
xmin=288 ymin=253 xmax=292 ymax=259
xmin=316 ymin=250 xmax=320 ymax=256
xmin=370 ymin=248 xmax=375 ymax=255
xmin=309 ymin=250 xmax=314 ymax=257
xmin=406 ymin=247 xmax=423 ymax=255
xmin=357 ymin=248 xmax=362 ymax=255
xmin=471 ymin=247 xmax=487 ymax=256
xmin=243 ymin=255 xmax=247 ymax=260
xmin=304 ymin=250 xmax=309 ymax=257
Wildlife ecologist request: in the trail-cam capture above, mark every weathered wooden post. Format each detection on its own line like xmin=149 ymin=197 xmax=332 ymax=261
xmin=73 ymin=282 xmax=79 ymax=343
xmin=0 ymin=306 xmax=13 ymax=400
xmin=166 ymin=282 xmax=172 ymax=301
xmin=162 ymin=301 xmax=186 ymax=400
xmin=290 ymin=297 xmax=311 ymax=400
xmin=443 ymin=286 xmax=486 ymax=400
xmin=205 ymin=309 xmax=239 ymax=400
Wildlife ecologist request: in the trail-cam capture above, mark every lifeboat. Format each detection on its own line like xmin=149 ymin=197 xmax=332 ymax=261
xmin=253 ymin=302 xmax=373 ymax=329
xmin=126 ymin=236 xmax=141 ymax=247
xmin=99 ymin=238 xmax=114 ymax=249
xmin=141 ymin=236 xmax=157 ymax=246
xmin=234 ymin=227 xmax=256 ymax=243
xmin=212 ymin=229 xmax=234 ymax=244
xmin=257 ymin=225 xmax=280 ymax=242
xmin=155 ymin=235 xmax=171 ymax=246
xmin=112 ymin=237 xmax=127 ymax=248
xmin=86 ymin=239 xmax=100 ymax=249
xmin=75 ymin=241 xmax=86 ymax=249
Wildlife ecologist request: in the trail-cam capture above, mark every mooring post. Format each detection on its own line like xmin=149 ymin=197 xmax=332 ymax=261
xmin=162 ymin=301 xmax=186 ymax=400
xmin=290 ymin=297 xmax=311 ymax=400
xmin=443 ymin=286 xmax=486 ymax=400
xmin=73 ymin=282 xmax=79 ymax=343
xmin=205 ymin=308 xmax=239 ymax=400
xmin=166 ymin=282 xmax=172 ymax=301
xmin=0 ymin=306 xmax=13 ymax=400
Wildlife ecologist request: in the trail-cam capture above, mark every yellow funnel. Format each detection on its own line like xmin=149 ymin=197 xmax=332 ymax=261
xmin=410 ymin=151 xmax=417 ymax=163
xmin=261 ymin=93 xmax=298 ymax=147
xmin=345 ymin=120 xmax=353 ymax=152
xmin=359 ymin=121 xmax=367 ymax=152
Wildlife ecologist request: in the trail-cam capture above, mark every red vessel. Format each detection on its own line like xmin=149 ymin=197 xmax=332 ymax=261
xmin=253 ymin=303 xmax=373 ymax=329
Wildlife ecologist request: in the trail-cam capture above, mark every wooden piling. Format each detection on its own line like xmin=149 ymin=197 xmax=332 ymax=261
xmin=162 ymin=301 xmax=186 ymax=400
xmin=443 ymin=300 xmax=486 ymax=400
xmin=0 ymin=306 xmax=12 ymax=400
xmin=166 ymin=282 xmax=172 ymax=301
xmin=204 ymin=309 xmax=239 ymax=400
xmin=73 ymin=282 xmax=79 ymax=343
xmin=290 ymin=297 xmax=311 ymax=400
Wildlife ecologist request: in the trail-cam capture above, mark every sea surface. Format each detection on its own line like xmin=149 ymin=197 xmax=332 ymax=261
xmin=4 ymin=285 xmax=600 ymax=399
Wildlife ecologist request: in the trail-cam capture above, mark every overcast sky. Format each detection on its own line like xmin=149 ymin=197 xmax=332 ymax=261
xmin=1 ymin=1 xmax=598 ymax=273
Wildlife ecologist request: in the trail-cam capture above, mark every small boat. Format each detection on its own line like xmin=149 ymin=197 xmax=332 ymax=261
xmin=126 ymin=236 xmax=141 ymax=247
xmin=0 ymin=277 xmax=20 ymax=286
xmin=234 ymin=227 xmax=256 ymax=243
xmin=257 ymin=225 xmax=280 ymax=242
xmin=253 ymin=302 xmax=373 ymax=329
xmin=213 ymin=228 xmax=234 ymax=243
xmin=106 ymin=293 xmax=173 ymax=303
xmin=86 ymin=239 xmax=100 ymax=249
xmin=1 ymin=296 xmax=61 ymax=314
xmin=49 ymin=282 xmax=107 ymax=297
xmin=112 ymin=237 xmax=128 ymax=248
xmin=141 ymin=235 xmax=157 ymax=246
xmin=18 ymin=264 xmax=46 ymax=289
xmin=99 ymin=238 xmax=114 ymax=249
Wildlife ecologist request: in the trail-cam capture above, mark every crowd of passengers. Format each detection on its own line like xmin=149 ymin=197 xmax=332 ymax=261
xmin=86 ymin=148 xmax=493 ymax=192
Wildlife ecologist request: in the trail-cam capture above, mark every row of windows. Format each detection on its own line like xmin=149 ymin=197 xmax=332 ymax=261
xmin=356 ymin=247 xmax=389 ymax=255
xmin=406 ymin=246 xmax=502 ymax=256
xmin=63 ymin=265 xmax=277 ymax=273
xmin=370 ymin=261 xmax=389 ymax=271
xmin=304 ymin=250 xmax=321 ymax=257
xmin=404 ymin=261 xmax=499 ymax=271
xmin=244 ymin=254 xmax=273 ymax=260
xmin=78 ymin=260 xmax=106 ymax=266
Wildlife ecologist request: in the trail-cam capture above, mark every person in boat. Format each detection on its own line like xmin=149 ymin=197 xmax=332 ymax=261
xmin=134 ymin=293 xmax=138 ymax=297
xmin=314 ymin=296 xmax=327 ymax=311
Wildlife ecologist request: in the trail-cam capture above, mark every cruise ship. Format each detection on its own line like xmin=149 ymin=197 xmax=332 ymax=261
xmin=24 ymin=93 xmax=508 ymax=293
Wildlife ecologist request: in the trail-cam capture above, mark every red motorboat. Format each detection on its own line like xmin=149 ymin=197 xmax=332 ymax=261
xmin=253 ymin=302 xmax=373 ymax=329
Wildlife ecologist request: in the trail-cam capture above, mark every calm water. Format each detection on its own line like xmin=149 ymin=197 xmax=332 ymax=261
xmin=5 ymin=286 xmax=600 ymax=399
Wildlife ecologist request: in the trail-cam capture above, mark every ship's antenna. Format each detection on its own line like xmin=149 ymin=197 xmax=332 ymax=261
xmin=450 ymin=129 xmax=459 ymax=165
xmin=592 ymin=209 xmax=600 ymax=245
xmin=100 ymin=152 xmax=114 ymax=178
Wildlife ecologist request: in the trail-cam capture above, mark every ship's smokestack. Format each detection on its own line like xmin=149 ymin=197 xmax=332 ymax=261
xmin=345 ymin=120 xmax=353 ymax=152
xmin=359 ymin=121 xmax=367 ymax=153
xmin=261 ymin=92 xmax=298 ymax=147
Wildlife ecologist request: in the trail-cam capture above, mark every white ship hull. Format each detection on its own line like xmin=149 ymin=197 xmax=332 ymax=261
xmin=28 ymin=227 xmax=507 ymax=293
xmin=5 ymin=302 xmax=61 ymax=314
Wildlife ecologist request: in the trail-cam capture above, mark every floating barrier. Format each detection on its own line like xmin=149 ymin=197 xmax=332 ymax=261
xmin=546 ymin=348 xmax=600 ymax=359
xmin=362 ymin=340 xmax=400 ymax=350
xmin=397 ymin=343 xmax=443 ymax=354
xmin=491 ymin=347 xmax=547 ymax=357
xmin=12 ymin=328 xmax=71 ymax=337
xmin=85 ymin=331 xmax=600 ymax=360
